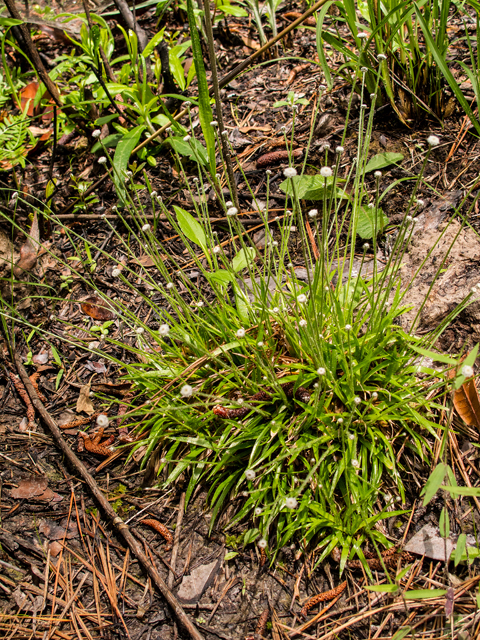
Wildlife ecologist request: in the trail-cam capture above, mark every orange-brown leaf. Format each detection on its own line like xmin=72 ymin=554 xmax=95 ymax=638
xmin=453 ymin=377 xmax=480 ymax=428
xmin=80 ymin=296 xmax=115 ymax=321
xmin=13 ymin=212 xmax=40 ymax=277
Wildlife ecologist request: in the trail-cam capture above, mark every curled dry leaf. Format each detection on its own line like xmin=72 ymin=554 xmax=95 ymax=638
xmin=80 ymin=295 xmax=115 ymax=321
xmin=76 ymin=383 xmax=95 ymax=415
xmin=449 ymin=364 xmax=480 ymax=429
xmin=13 ymin=213 xmax=40 ymax=277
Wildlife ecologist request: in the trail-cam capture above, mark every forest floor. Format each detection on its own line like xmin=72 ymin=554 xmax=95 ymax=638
xmin=2 ymin=2 xmax=480 ymax=639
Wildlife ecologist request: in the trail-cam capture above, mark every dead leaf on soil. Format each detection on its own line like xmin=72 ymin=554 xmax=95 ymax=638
xmin=91 ymin=382 xmax=132 ymax=396
xmin=39 ymin=519 xmax=78 ymax=540
xmin=11 ymin=477 xmax=48 ymax=499
xmin=13 ymin=212 xmax=41 ymax=277
xmin=20 ymin=81 xmax=39 ymax=116
xmin=80 ymin=295 xmax=115 ymax=321
xmin=76 ymin=383 xmax=95 ymax=415
xmin=135 ymin=254 xmax=156 ymax=268
xmin=33 ymin=351 xmax=49 ymax=365
xmin=85 ymin=360 xmax=107 ymax=374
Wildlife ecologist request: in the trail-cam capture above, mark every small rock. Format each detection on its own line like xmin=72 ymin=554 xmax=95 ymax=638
xmin=177 ymin=559 xmax=221 ymax=604
xmin=404 ymin=524 xmax=454 ymax=561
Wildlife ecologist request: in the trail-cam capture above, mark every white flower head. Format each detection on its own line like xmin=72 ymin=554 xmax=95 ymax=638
xmin=337 ymin=417 xmax=344 ymax=424
xmin=225 ymin=201 xmax=233 ymax=207
xmin=317 ymin=367 xmax=326 ymax=375
xmin=266 ymin=169 xmax=272 ymax=175
xmin=320 ymin=166 xmax=333 ymax=178
xmin=112 ymin=268 xmax=121 ymax=277
xmin=183 ymin=135 xmax=191 ymax=142
xmin=427 ymin=135 xmax=440 ymax=147
xmin=361 ymin=66 xmax=368 ymax=73
xmin=308 ymin=209 xmax=318 ymax=218
xmin=416 ymin=199 xmax=425 ymax=208
xmin=98 ymin=156 xmax=107 ymax=165
xmin=297 ymin=294 xmax=307 ymax=304
xmin=378 ymin=53 xmax=387 ymax=60
xmin=272 ymin=241 xmax=278 ymax=247
xmin=96 ymin=414 xmax=109 ymax=428
xmin=285 ymin=497 xmax=298 ymax=509
xmin=258 ymin=538 xmax=267 ymax=549
xmin=213 ymin=245 xmax=221 ymax=254
xmin=180 ymin=384 xmax=193 ymax=398
xmin=236 ymin=328 xmax=246 ymax=338
xmin=135 ymin=327 xmax=144 ymax=335
xmin=336 ymin=146 xmax=344 ymax=154
xmin=352 ymin=459 xmax=360 ymax=468
xmin=372 ymin=391 xmax=378 ymax=399
xmin=210 ymin=120 xmax=218 ymax=127
xmin=363 ymin=243 xmax=370 ymax=251
xmin=254 ymin=507 xmax=262 ymax=515
xmin=150 ymin=191 xmax=157 ymax=198
xmin=354 ymin=396 xmax=362 ymax=405
xmin=462 ymin=365 xmax=474 ymax=378
xmin=374 ymin=170 xmax=382 ymax=178
xmin=257 ymin=341 xmax=264 ymax=347
xmin=299 ymin=319 xmax=307 ymax=327
xmin=142 ymin=223 xmax=151 ymax=232
xmin=245 ymin=469 xmax=256 ymax=481
xmin=287 ymin=263 xmax=293 ymax=268
xmin=92 ymin=129 xmax=101 ymax=138
xmin=227 ymin=207 xmax=238 ymax=217
xmin=284 ymin=167 xmax=297 ymax=179
xmin=345 ymin=324 xmax=352 ymax=331
xmin=272 ymin=307 xmax=279 ymax=314
xmin=159 ymin=324 xmax=170 ymax=336
xmin=358 ymin=31 xmax=368 ymax=39
xmin=166 ymin=282 xmax=174 ymax=290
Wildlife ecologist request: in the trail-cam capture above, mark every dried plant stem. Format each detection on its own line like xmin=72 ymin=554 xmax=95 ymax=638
xmin=13 ymin=351 xmax=205 ymax=640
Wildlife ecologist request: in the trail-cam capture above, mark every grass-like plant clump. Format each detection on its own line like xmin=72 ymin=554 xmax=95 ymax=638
xmin=4 ymin=56 xmax=477 ymax=572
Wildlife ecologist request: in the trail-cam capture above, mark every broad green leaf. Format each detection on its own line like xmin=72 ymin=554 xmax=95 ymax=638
xmin=422 ymin=463 xmax=448 ymax=505
xmin=454 ymin=533 xmax=467 ymax=566
xmin=232 ymin=247 xmax=255 ymax=273
xmin=92 ymin=133 xmax=122 ymax=153
xmin=439 ymin=507 xmax=450 ymax=538
xmin=112 ymin=125 xmax=144 ymax=203
xmin=186 ymin=0 xmax=216 ymax=175
xmin=316 ymin=2 xmax=334 ymax=90
xmin=167 ymin=136 xmax=208 ymax=165
xmin=403 ymin=589 xmax=447 ymax=599
xmin=173 ymin=205 xmax=207 ymax=250
xmin=212 ymin=341 xmax=241 ymax=356
xmin=357 ymin=207 xmax=389 ymax=239
xmin=280 ymin=174 xmax=347 ymax=200
xmin=209 ymin=270 xmax=233 ymax=287
xmin=365 ymin=584 xmax=399 ymax=593
xmin=218 ymin=4 xmax=248 ymax=16
xmin=364 ymin=152 xmax=404 ymax=173
xmin=224 ymin=551 xmax=239 ymax=561
xmin=0 ymin=17 xmax=23 ymax=26
xmin=234 ymin=287 xmax=250 ymax=323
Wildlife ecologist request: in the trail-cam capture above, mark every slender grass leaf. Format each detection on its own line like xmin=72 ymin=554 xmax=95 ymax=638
xmin=439 ymin=507 xmax=450 ymax=538
xmin=454 ymin=533 xmax=467 ymax=566
xmin=409 ymin=346 xmax=457 ymax=365
xmin=392 ymin=627 xmax=413 ymax=640
xmin=421 ymin=463 xmax=448 ymax=505
xmin=173 ymin=205 xmax=207 ymax=250
xmin=365 ymin=584 xmax=399 ymax=593
xmin=112 ymin=124 xmax=144 ymax=203
xmin=364 ymin=152 xmax=404 ymax=173
xmin=442 ymin=485 xmax=480 ymax=496
xmin=403 ymin=589 xmax=447 ymax=599
xmin=186 ymin=0 xmax=216 ymax=175
xmin=316 ymin=3 xmax=334 ymax=90
xmin=414 ymin=5 xmax=480 ymax=135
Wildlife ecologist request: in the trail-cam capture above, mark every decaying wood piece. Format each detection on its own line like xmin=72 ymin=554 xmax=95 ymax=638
xmin=13 ymin=352 xmax=205 ymax=640
xmin=7 ymin=370 xmax=36 ymax=429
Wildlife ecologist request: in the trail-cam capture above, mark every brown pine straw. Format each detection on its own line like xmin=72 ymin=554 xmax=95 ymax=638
xmin=14 ymin=351 xmax=204 ymax=640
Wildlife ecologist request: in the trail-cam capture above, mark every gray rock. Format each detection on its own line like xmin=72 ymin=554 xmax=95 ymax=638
xmin=404 ymin=524 xmax=454 ymax=561
xmin=177 ymin=559 xmax=221 ymax=604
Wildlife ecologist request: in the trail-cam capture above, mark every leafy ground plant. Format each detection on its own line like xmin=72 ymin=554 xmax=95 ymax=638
xmin=5 ymin=63 xmax=476 ymax=572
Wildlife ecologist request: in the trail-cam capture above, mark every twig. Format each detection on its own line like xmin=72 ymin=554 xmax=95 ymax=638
xmin=13 ymin=351 xmax=204 ymax=640
xmin=168 ymin=492 xmax=185 ymax=589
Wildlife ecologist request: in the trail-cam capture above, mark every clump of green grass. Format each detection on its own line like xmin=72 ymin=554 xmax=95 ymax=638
xmin=3 ymin=47 xmax=478 ymax=574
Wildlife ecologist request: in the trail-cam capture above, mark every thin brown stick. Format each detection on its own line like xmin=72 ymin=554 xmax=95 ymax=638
xmin=168 ymin=492 xmax=185 ymax=589
xmin=14 ymin=352 xmax=204 ymax=640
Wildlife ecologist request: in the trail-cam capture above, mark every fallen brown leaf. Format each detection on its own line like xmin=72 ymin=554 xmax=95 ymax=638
xmin=76 ymin=383 xmax=95 ymax=415
xmin=80 ymin=295 xmax=115 ymax=321
xmin=452 ymin=375 xmax=480 ymax=428
xmin=11 ymin=477 xmax=48 ymax=499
